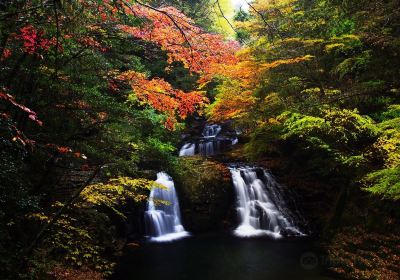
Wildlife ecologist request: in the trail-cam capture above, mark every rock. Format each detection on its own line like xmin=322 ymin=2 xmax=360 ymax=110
xmin=124 ymin=242 xmax=141 ymax=253
xmin=170 ymin=156 xmax=234 ymax=232
xmin=126 ymin=242 xmax=140 ymax=248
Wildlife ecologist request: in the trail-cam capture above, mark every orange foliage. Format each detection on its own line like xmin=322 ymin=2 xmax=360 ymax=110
xmin=86 ymin=1 xmax=239 ymax=128
xmin=118 ymin=71 xmax=206 ymax=129
xmin=76 ymin=36 xmax=108 ymax=52
xmin=208 ymin=89 xmax=256 ymax=122
xmin=199 ymin=49 xmax=257 ymax=88
xmin=201 ymin=49 xmax=314 ymax=88
xmin=118 ymin=4 xmax=239 ymax=74
xmin=18 ymin=0 xmax=239 ymax=129
xmin=205 ymin=47 xmax=314 ymax=122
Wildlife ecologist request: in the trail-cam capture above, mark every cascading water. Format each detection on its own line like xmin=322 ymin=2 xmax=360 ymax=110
xmin=179 ymin=123 xmax=238 ymax=156
xmin=144 ymin=172 xmax=189 ymax=242
xmin=198 ymin=124 xmax=220 ymax=156
xmin=229 ymin=165 xmax=305 ymax=239
xmin=202 ymin=124 xmax=222 ymax=138
xmin=198 ymin=140 xmax=217 ymax=156
xmin=179 ymin=143 xmax=195 ymax=156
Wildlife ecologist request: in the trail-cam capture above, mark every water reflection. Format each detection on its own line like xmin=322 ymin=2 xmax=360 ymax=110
xmin=112 ymin=234 xmax=337 ymax=280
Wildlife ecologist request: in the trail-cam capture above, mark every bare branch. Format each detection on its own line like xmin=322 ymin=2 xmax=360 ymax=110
xmin=214 ymin=0 xmax=236 ymax=33
xmin=244 ymin=0 xmax=281 ymax=39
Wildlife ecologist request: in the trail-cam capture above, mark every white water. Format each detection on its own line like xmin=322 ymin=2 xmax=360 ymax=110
xmin=179 ymin=124 xmax=238 ymax=157
xmin=145 ymin=172 xmax=189 ymax=242
xmin=229 ymin=166 xmax=305 ymax=239
xmin=198 ymin=140 xmax=219 ymax=156
xmin=202 ymin=124 xmax=222 ymax=138
xmin=179 ymin=143 xmax=195 ymax=156
xmin=199 ymin=124 xmax=221 ymax=155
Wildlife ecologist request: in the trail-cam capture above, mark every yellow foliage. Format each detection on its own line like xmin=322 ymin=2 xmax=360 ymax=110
xmin=206 ymin=79 xmax=257 ymax=122
xmin=79 ymin=177 xmax=162 ymax=218
xmin=259 ymin=55 xmax=314 ymax=69
xmin=325 ymin=43 xmax=345 ymax=52
xmin=279 ymin=38 xmax=324 ymax=46
xmin=372 ymin=130 xmax=400 ymax=168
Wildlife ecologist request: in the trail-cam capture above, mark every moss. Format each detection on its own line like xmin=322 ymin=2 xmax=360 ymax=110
xmin=171 ymin=156 xmax=234 ymax=232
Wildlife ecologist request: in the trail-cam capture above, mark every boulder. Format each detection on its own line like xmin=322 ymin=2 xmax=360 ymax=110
xmin=171 ymin=156 xmax=234 ymax=232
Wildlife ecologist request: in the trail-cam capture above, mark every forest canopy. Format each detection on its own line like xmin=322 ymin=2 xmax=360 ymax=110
xmin=207 ymin=0 xmax=400 ymax=200
xmin=1 ymin=0 xmax=399 ymax=279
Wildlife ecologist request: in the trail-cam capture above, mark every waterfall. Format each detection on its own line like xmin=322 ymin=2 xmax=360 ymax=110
xmin=231 ymin=138 xmax=238 ymax=145
xmin=179 ymin=123 xmax=238 ymax=157
xmin=202 ymin=124 xmax=222 ymax=138
xmin=229 ymin=165 xmax=305 ymax=239
xmin=198 ymin=140 xmax=217 ymax=156
xmin=179 ymin=143 xmax=195 ymax=156
xmin=145 ymin=172 xmax=189 ymax=242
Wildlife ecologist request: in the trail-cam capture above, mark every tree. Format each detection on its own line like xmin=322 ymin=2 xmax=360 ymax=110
xmin=0 ymin=0 xmax=239 ymax=277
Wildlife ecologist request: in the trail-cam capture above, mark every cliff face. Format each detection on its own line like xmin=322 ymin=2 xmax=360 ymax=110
xmin=171 ymin=156 xmax=235 ymax=232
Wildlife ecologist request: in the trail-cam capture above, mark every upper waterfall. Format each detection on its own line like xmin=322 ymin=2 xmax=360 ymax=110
xmin=144 ymin=172 xmax=189 ymax=242
xmin=202 ymin=124 xmax=222 ymax=138
xmin=179 ymin=123 xmax=238 ymax=156
xmin=229 ymin=165 xmax=305 ymax=239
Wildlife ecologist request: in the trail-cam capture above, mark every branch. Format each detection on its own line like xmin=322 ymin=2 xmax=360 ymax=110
xmin=52 ymin=0 xmax=60 ymax=79
xmin=215 ymin=0 xmax=236 ymax=33
xmin=0 ymin=3 xmax=47 ymax=20
xmin=244 ymin=0 xmax=281 ymax=39
xmin=122 ymin=0 xmax=194 ymax=59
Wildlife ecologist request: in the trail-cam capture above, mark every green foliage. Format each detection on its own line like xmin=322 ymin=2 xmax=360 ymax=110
xmin=0 ymin=0 xmax=193 ymax=278
xmin=280 ymin=112 xmax=327 ymax=142
xmin=275 ymin=109 xmax=378 ymax=174
xmin=234 ymin=10 xmax=250 ymax=22
xmin=30 ymin=208 xmax=117 ymax=275
xmin=209 ymin=0 xmax=400 ymax=200
xmin=363 ymin=167 xmax=400 ymax=200
xmin=25 ymin=175 xmax=162 ymax=276
xmin=379 ymin=104 xmax=400 ymax=122
xmin=334 ymin=51 xmax=371 ymax=80
xmin=244 ymin=119 xmax=284 ymax=159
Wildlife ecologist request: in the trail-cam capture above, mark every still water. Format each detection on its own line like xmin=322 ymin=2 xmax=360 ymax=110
xmin=112 ymin=234 xmax=337 ymax=280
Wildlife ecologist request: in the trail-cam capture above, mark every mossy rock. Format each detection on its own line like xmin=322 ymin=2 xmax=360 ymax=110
xmin=171 ymin=156 xmax=234 ymax=232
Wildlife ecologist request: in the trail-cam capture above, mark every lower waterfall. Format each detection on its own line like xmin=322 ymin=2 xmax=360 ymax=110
xmin=229 ymin=165 xmax=305 ymax=239
xmin=144 ymin=172 xmax=189 ymax=242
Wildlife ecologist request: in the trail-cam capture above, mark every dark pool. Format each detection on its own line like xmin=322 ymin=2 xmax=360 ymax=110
xmin=111 ymin=234 xmax=338 ymax=280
